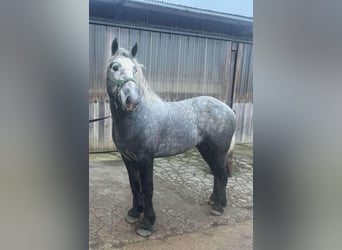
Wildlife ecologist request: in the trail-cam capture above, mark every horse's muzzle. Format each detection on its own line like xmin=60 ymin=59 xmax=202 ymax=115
xmin=118 ymin=80 xmax=140 ymax=112
xmin=124 ymin=95 xmax=140 ymax=112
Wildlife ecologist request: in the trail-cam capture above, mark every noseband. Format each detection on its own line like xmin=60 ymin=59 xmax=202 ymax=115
xmin=110 ymin=78 xmax=136 ymax=87
xmin=107 ymin=72 xmax=137 ymax=110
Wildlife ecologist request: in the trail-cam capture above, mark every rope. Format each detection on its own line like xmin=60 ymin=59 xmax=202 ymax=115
xmin=89 ymin=115 xmax=111 ymax=123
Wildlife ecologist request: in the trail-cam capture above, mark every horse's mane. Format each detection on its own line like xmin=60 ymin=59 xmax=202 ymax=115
xmin=108 ymin=48 xmax=161 ymax=104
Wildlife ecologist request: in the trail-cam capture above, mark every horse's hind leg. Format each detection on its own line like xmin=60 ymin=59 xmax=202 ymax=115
xmin=197 ymin=144 xmax=228 ymax=216
xmin=122 ymin=156 xmax=144 ymax=224
xmin=211 ymin=163 xmax=228 ymax=216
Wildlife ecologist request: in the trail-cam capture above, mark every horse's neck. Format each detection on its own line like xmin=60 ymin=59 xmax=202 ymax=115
xmin=140 ymin=84 xmax=163 ymax=104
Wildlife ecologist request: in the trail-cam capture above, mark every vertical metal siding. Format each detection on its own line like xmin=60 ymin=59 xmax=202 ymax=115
xmin=232 ymin=43 xmax=253 ymax=143
xmin=89 ymin=23 xmax=253 ymax=151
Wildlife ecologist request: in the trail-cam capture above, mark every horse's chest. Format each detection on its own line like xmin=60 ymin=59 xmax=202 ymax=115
xmin=112 ymin=120 xmax=145 ymax=153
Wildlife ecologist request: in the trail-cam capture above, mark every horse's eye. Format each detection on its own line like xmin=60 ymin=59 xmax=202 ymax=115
xmin=113 ymin=65 xmax=119 ymax=71
xmin=133 ymin=66 xmax=137 ymax=74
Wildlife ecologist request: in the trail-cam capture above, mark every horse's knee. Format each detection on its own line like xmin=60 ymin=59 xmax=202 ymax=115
xmin=133 ymin=193 xmax=144 ymax=212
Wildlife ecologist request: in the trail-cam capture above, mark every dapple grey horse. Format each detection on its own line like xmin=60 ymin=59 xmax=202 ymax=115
xmin=106 ymin=38 xmax=236 ymax=236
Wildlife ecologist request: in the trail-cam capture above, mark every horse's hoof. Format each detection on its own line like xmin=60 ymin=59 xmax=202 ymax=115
xmin=136 ymin=228 xmax=153 ymax=237
xmin=210 ymin=209 xmax=223 ymax=216
xmin=211 ymin=204 xmax=224 ymax=216
xmin=125 ymin=215 xmax=140 ymax=224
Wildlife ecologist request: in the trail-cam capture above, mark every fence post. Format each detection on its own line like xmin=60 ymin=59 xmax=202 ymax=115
xmin=228 ymin=42 xmax=238 ymax=108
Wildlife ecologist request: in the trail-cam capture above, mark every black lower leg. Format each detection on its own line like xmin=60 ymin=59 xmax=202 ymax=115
xmin=127 ymin=193 xmax=143 ymax=218
xmin=208 ymin=154 xmax=228 ymax=214
xmin=138 ymin=155 xmax=155 ymax=233
xmin=122 ymin=156 xmax=144 ymax=218
xmin=215 ymin=176 xmax=228 ymax=206
xmin=138 ymin=194 xmax=155 ymax=233
xmin=212 ymin=165 xmax=228 ymax=214
xmin=196 ymin=144 xmax=228 ymax=214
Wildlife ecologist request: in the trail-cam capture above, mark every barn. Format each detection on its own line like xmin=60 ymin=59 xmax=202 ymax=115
xmin=89 ymin=0 xmax=253 ymax=152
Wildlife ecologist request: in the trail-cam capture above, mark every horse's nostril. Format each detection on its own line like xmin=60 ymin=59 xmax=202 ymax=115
xmin=126 ymin=96 xmax=132 ymax=105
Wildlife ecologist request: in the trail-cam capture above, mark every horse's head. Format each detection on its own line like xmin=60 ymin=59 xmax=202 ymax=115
xmin=106 ymin=38 xmax=140 ymax=112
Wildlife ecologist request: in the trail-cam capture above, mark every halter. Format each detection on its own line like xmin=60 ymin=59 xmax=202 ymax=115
xmin=107 ymin=68 xmax=136 ymax=87
xmin=107 ymin=71 xmax=137 ymax=110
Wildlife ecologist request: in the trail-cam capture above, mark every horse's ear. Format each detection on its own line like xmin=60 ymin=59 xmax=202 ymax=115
xmin=131 ymin=42 xmax=138 ymax=57
xmin=111 ymin=38 xmax=118 ymax=55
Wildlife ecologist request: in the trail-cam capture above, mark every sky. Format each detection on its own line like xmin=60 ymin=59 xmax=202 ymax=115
xmin=157 ymin=0 xmax=253 ymax=17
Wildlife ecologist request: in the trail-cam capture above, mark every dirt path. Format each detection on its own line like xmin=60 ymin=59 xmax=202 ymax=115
xmin=121 ymin=220 xmax=252 ymax=250
xmin=90 ymin=144 xmax=253 ymax=249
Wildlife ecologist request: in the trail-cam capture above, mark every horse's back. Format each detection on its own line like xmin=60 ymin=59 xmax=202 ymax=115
xmin=160 ymin=96 xmax=235 ymax=152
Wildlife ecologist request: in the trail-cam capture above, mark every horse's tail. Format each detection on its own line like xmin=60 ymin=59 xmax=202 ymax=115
xmin=226 ymin=132 xmax=236 ymax=177
xmin=228 ymin=132 xmax=235 ymax=154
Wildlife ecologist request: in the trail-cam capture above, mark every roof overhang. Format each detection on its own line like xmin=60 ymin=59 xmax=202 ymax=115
xmin=90 ymin=0 xmax=253 ymax=42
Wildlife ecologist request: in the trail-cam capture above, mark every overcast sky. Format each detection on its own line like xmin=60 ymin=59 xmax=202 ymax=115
xmin=160 ymin=0 xmax=253 ymax=17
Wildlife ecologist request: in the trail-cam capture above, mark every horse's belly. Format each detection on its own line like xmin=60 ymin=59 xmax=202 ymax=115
xmin=154 ymin=132 xmax=198 ymax=157
xmin=154 ymin=143 xmax=195 ymax=158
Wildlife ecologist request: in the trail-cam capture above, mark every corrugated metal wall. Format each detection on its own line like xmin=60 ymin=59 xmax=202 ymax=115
xmin=89 ymin=22 xmax=253 ymax=152
xmin=232 ymin=43 xmax=253 ymax=143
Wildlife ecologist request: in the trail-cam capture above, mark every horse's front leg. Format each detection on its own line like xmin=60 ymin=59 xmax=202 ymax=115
xmin=136 ymin=155 xmax=155 ymax=237
xmin=122 ymin=156 xmax=144 ymax=224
